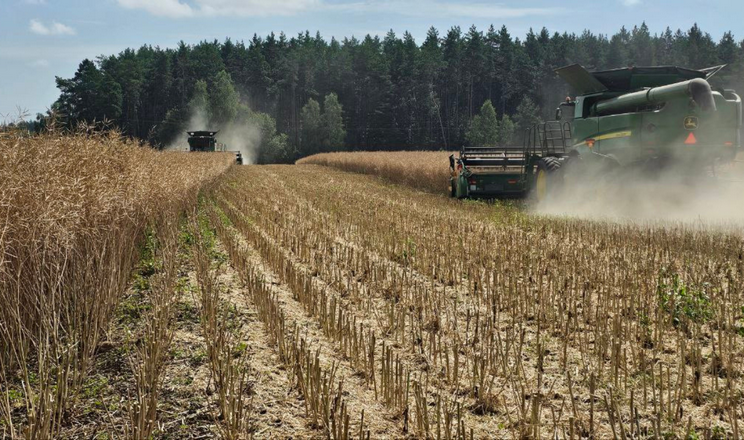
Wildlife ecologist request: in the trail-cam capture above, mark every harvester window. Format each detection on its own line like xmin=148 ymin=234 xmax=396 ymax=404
xmin=556 ymin=102 xmax=575 ymax=122
xmin=583 ymin=94 xmax=618 ymax=117
xmin=583 ymin=96 xmax=601 ymax=117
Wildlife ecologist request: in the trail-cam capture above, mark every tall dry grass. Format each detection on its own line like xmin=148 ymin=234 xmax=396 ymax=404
xmin=0 ymin=129 xmax=233 ymax=437
xmin=297 ymin=151 xmax=453 ymax=194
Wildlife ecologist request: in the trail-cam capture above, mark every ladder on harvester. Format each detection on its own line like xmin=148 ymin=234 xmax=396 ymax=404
xmin=523 ymin=121 xmax=572 ymax=157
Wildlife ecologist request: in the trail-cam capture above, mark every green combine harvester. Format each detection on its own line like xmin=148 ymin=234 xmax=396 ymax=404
xmin=187 ymin=130 xmax=243 ymax=165
xmin=450 ymin=64 xmax=742 ymax=200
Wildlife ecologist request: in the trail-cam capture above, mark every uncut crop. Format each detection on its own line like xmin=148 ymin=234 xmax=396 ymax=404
xmin=205 ymin=164 xmax=743 ymax=438
xmin=0 ymin=130 xmax=233 ymax=437
xmin=297 ymin=151 xmax=453 ymax=194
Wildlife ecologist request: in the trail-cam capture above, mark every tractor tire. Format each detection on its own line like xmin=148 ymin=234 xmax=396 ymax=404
xmin=533 ymin=157 xmax=563 ymax=203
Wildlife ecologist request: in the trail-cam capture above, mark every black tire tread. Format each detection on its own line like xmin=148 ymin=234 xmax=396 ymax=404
xmin=532 ymin=157 xmax=564 ymax=201
xmin=539 ymin=156 xmax=562 ymax=172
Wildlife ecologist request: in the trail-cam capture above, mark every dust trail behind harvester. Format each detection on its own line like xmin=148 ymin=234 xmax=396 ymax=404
xmin=165 ymin=105 xmax=261 ymax=164
xmin=165 ymin=107 xmax=208 ymax=152
xmin=534 ymin=153 xmax=744 ymax=226
xmin=214 ymin=120 xmax=261 ymax=165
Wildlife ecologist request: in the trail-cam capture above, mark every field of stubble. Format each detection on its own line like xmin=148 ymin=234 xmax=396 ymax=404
xmin=198 ymin=164 xmax=744 ymax=438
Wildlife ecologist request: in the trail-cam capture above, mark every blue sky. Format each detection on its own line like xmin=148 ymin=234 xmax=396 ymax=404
xmin=1 ymin=0 xmax=743 ymax=121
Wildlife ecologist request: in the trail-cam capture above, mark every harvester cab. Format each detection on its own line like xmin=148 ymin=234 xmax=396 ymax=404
xmin=450 ymin=64 xmax=742 ymax=201
xmin=186 ymin=131 xmax=243 ymax=165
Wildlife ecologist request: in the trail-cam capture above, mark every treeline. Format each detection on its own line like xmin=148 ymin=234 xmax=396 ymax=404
xmin=48 ymin=22 xmax=744 ymax=162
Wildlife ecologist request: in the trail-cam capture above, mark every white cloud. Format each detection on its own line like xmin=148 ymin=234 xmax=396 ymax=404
xmin=115 ymin=0 xmax=557 ymax=19
xmin=198 ymin=0 xmax=319 ymax=16
xmin=622 ymin=0 xmax=641 ymax=5
xmin=29 ymin=59 xmax=50 ymax=68
xmin=116 ymin=0 xmax=194 ymax=18
xmin=23 ymin=0 xmax=47 ymax=4
xmin=334 ymin=1 xmax=563 ymax=19
xmin=116 ymin=0 xmax=318 ymax=18
xmin=29 ymin=19 xmax=76 ymax=36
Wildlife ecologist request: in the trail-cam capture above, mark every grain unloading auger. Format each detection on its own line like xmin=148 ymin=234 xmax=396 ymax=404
xmin=450 ymin=64 xmax=742 ymax=201
xmin=187 ymin=130 xmax=243 ymax=165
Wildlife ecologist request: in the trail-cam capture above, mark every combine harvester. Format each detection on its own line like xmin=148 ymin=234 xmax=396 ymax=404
xmin=187 ymin=130 xmax=243 ymax=165
xmin=450 ymin=65 xmax=742 ymax=200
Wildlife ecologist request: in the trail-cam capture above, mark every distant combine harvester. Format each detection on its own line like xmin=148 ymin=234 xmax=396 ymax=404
xmin=187 ymin=130 xmax=243 ymax=165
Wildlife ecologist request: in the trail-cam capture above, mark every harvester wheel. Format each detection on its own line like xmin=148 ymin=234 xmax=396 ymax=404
xmin=534 ymin=157 xmax=563 ymax=203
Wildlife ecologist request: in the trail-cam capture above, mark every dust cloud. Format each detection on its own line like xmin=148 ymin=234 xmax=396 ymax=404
xmin=165 ymin=105 xmax=262 ymax=164
xmin=216 ymin=120 xmax=262 ymax=165
xmin=533 ymin=154 xmax=744 ymax=227
xmin=165 ymin=106 xmax=208 ymax=152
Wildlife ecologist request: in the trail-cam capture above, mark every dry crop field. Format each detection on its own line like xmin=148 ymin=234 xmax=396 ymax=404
xmin=297 ymin=151 xmax=454 ymax=194
xmin=2 ymin=138 xmax=744 ymax=439
xmin=0 ymin=131 xmax=234 ymax=438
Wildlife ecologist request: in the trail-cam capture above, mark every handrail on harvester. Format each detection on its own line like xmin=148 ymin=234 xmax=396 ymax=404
xmin=522 ymin=121 xmax=571 ymax=158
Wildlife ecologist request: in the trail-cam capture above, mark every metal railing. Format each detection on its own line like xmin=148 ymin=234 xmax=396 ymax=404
xmin=523 ymin=121 xmax=572 ymax=157
xmin=450 ymin=121 xmax=572 ymax=176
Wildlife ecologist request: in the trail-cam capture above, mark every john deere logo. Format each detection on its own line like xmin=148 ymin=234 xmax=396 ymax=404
xmin=684 ymin=116 xmax=698 ymax=130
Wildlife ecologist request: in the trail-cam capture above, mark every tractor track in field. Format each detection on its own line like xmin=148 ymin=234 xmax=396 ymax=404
xmin=138 ymin=237 xmax=314 ymax=439
xmin=210 ymin=243 xmax=312 ymax=438
xmin=155 ymin=282 xmax=216 ymax=438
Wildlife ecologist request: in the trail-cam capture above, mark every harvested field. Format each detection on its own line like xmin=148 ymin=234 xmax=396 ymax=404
xmin=204 ymin=164 xmax=743 ymax=438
